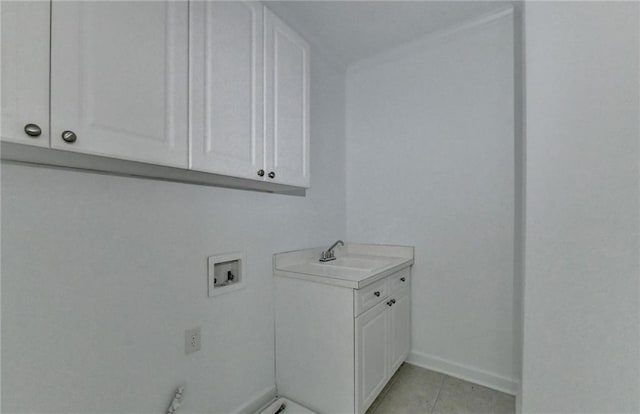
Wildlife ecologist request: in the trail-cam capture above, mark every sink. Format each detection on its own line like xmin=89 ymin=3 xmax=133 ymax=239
xmin=274 ymin=244 xmax=414 ymax=288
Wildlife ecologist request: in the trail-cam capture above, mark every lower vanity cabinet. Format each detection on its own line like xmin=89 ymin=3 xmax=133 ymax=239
xmin=274 ymin=265 xmax=412 ymax=414
xmin=356 ymin=281 xmax=411 ymax=414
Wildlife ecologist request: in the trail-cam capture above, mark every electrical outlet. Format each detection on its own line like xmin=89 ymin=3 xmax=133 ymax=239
xmin=185 ymin=327 xmax=201 ymax=354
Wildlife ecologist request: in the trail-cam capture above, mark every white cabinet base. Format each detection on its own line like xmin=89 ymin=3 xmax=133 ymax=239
xmin=275 ymin=264 xmax=412 ymax=414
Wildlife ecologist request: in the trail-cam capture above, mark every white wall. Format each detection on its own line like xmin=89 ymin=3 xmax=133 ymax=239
xmin=0 ymin=51 xmax=346 ymax=413
xmin=346 ymin=11 xmax=517 ymax=393
xmin=512 ymin=3 xmax=525 ymax=411
xmin=521 ymin=3 xmax=640 ymax=412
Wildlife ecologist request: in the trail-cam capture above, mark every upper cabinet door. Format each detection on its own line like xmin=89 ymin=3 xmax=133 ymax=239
xmin=50 ymin=1 xmax=188 ymax=167
xmin=264 ymin=8 xmax=310 ymax=188
xmin=190 ymin=1 xmax=264 ymax=180
xmin=1 ymin=1 xmax=50 ymax=147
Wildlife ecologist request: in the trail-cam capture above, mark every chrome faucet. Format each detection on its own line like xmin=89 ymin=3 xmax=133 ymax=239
xmin=320 ymin=240 xmax=344 ymax=262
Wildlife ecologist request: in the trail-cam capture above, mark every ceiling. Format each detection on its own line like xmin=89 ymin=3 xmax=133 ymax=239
xmin=267 ymin=1 xmax=510 ymax=67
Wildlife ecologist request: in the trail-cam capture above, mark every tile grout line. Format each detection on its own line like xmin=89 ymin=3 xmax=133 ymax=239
xmin=369 ymin=385 xmax=390 ymax=414
xmin=370 ymin=364 xmax=407 ymax=414
xmin=368 ymin=380 xmax=390 ymax=413
xmin=429 ymin=374 xmax=447 ymax=413
xmin=372 ymin=366 xmax=516 ymax=414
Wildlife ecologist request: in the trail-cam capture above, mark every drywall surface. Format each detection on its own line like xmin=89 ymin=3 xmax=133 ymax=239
xmin=511 ymin=3 xmax=525 ymax=411
xmin=0 ymin=52 xmax=346 ymax=413
xmin=346 ymin=11 xmax=517 ymax=392
xmin=521 ymin=3 xmax=640 ymax=412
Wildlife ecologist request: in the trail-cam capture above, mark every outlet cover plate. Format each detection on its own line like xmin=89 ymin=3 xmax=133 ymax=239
xmin=185 ymin=327 xmax=201 ymax=354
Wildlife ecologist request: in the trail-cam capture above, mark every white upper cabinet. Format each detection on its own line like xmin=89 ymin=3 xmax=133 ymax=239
xmin=190 ymin=4 xmax=310 ymax=188
xmin=1 ymin=1 xmax=50 ymax=147
xmin=50 ymin=1 xmax=188 ymax=167
xmin=264 ymin=7 xmax=310 ymax=188
xmin=1 ymin=1 xmax=308 ymax=191
xmin=189 ymin=1 xmax=264 ymax=180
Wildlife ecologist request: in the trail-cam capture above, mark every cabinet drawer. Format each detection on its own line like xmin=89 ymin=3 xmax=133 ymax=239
xmin=388 ymin=267 xmax=410 ymax=292
xmin=355 ymin=278 xmax=388 ymax=317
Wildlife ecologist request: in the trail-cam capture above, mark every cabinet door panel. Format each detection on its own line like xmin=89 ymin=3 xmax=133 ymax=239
xmin=51 ymin=1 xmax=188 ymax=167
xmin=1 ymin=0 xmax=50 ymax=147
xmin=356 ymin=300 xmax=389 ymax=414
xmin=264 ymin=8 xmax=309 ymax=187
xmin=390 ymin=288 xmax=411 ymax=374
xmin=189 ymin=1 xmax=263 ymax=179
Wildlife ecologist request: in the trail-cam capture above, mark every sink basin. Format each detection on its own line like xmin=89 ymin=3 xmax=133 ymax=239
xmin=317 ymin=256 xmax=390 ymax=271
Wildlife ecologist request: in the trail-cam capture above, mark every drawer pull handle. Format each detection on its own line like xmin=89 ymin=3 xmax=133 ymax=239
xmin=400 ymin=277 xmax=406 ymax=282
xmin=24 ymin=123 xmax=42 ymax=137
xmin=374 ymin=291 xmax=380 ymax=297
xmin=61 ymin=130 xmax=77 ymax=143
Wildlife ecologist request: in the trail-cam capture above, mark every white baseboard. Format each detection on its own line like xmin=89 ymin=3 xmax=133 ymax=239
xmin=233 ymin=385 xmax=277 ymax=414
xmin=407 ymin=351 xmax=518 ymax=396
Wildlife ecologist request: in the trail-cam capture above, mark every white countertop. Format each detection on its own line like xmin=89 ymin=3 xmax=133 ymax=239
xmin=273 ymin=244 xmax=414 ymax=289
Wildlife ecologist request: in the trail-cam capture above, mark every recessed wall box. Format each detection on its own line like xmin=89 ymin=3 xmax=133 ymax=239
xmin=208 ymin=252 xmax=245 ymax=297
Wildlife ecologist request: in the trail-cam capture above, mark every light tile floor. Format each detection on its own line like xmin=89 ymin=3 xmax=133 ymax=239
xmin=366 ymin=363 xmax=515 ymax=414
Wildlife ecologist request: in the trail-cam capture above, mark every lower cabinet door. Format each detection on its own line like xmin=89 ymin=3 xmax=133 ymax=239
xmin=389 ymin=288 xmax=411 ymax=374
xmin=355 ymin=299 xmax=390 ymax=414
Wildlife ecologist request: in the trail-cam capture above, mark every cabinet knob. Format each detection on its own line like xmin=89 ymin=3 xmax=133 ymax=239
xmin=257 ymin=169 xmax=265 ymax=177
xmin=387 ymin=301 xmax=393 ymax=307
xmin=24 ymin=123 xmax=42 ymax=137
xmin=391 ymin=299 xmax=396 ymax=304
xmin=374 ymin=291 xmax=380 ymax=297
xmin=61 ymin=130 xmax=77 ymax=143
xmin=400 ymin=277 xmax=406 ymax=282
xmin=268 ymin=171 xmax=276 ymax=179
